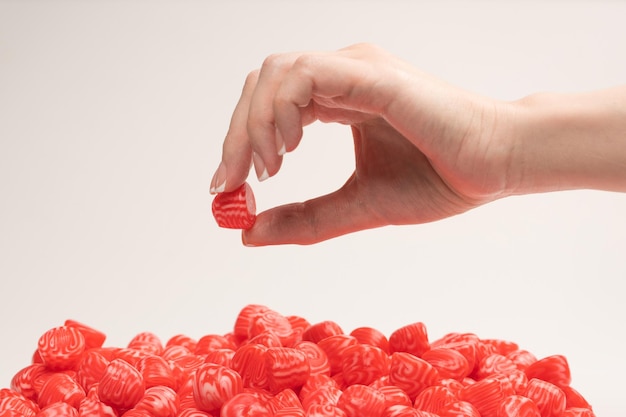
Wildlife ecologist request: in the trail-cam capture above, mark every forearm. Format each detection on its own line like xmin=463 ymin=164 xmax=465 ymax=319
xmin=507 ymin=86 xmax=626 ymax=195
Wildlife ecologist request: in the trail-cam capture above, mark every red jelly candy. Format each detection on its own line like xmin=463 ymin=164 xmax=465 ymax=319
xmin=98 ymin=359 xmax=145 ymax=410
xmin=37 ymin=372 xmax=85 ymax=409
xmin=37 ymin=402 xmax=78 ymax=417
xmin=317 ymin=335 xmax=358 ymax=375
xmin=268 ymin=388 xmax=303 ymax=412
xmin=422 ymin=347 xmax=471 ymax=381
xmin=413 ymin=385 xmax=456 ymax=415
xmin=194 ymin=334 xmax=237 ymax=355
xmin=0 ymin=389 xmax=38 ymax=417
xmin=561 ymin=386 xmax=592 ymax=409
xmin=10 ymin=364 xmax=47 ymax=401
xmin=212 ymin=182 xmax=256 ymax=229
xmin=306 ymin=403 xmax=347 ymax=417
xmin=230 ymin=344 xmax=269 ymax=389
xmin=165 ymin=334 xmax=197 ymax=351
xmin=134 ymin=386 xmax=179 ymax=417
xmin=300 ymin=384 xmax=342 ymax=410
xmin=336 ymin=384 xmax=386 ymax=417
xmin=506 ymin=350 xmax=538 ymax=371
xmin=349 ymin=327 xmax=390 ymax=354
xmin=382 ymin=404 xmax=421 ymax=417
xmin=341 ymin=344 xmax=389 ymax=386
xmin=176 ymin=409 xmax=212 ymax=417
xmin=193 ymin=363 xmax=243 ymax=412
xmin=248 ymin=308 xmax=295 ymax=347
xmin=265 ymin=347 xmax=311 ymax=394
xmin=294 ymin=341 xmax=331 ymax=376
xmin=234 ymin=304 xmax=270 ymax=340
xmin=389 ymin=322 xmax=430 ymax=358
xmin=76 ymin=350 xmax=109 ymax=392
xmin=473 ymin=354 xmax=518 ymax=380
xmin=37 ymin=326 xmax=86 ymax=371
xmin=120 ymin=410 xmax=153 ymax=417
xmin=378 ymin=385 xmax=412 ymax=408
xmin=524 ymin=355 xmax=571 ymax=389
xmin=136 ymin=355 xmax=176 ymax=390
xmin=561 ymin=408 xmax=596 ymax=417
xmin=496 ymin=395 xmax=541 ymax=417
xmin=439 ymin=400 xmax=481 ymax=417
xmin=247 ymin=330 xmax=283 ymax=348
xmin=220 ymin=391 xmax=272 ymax=417
xmin=286 ymin=315 xmax=311 ymax=344
xmin=128 ymin=332 xmax=164 ymax=356
xmin=64 ymin=320 xmax=106 ymax=350
xmin=459 ymin=376 xmax=515 ymax=417
xmin=431 ymin=333 xmax=479 ymax=373
xmin=302 ymin=321 xmax=344 ymax=344
xmin=524 ymin=379 xmax=566 ymax=417
xmin=388 ymin=352 xmax=439 ymax=399
xmin=204 ymin=348 xmax=236 ymax=368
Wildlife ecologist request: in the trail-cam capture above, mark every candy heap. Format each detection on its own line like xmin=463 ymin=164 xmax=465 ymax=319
xmin=0 ymin=304 xmax=594 ymax=417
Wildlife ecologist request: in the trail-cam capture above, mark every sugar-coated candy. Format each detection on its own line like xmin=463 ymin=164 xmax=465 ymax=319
xmin=0 ymin=304 xmax=594 ymax=417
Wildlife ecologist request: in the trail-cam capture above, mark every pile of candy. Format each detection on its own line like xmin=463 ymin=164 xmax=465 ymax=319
xmin=0 ymin=304 xmax=594 ymax=417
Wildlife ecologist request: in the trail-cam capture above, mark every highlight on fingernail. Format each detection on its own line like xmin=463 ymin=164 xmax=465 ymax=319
xmin=275 ymin=127 xmax=286 ymax=156
xmin=252 ymin=152 xmax=269 ymax=182
xmin=210 ymin=162 xmax=227 ymax=194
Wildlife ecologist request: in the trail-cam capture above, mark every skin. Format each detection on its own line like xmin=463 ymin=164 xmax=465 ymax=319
xmin=210 ymin=43 xmax=626 ymax=246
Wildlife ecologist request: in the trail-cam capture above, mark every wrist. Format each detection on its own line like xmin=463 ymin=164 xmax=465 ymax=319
xmin=506 ymin=88 xmax=626 ymax=195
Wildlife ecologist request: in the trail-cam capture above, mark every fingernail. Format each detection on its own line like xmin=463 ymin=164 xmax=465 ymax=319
xmin=252 ymin=152 xmax=269 ymax=182
xmin=242 ymin=231 xmax=256 ymax=247
xmin=210 ymin=162 xmax=227 ymax=194
xmin=276 ymin=127 xmax=286 ymax=156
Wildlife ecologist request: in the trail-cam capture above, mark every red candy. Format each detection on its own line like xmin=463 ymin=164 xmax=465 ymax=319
xmin=193 ymin=363 xmax=243 ymax=412
xmin=37 ymin=402 xmax=78 ymax=417
xmin=389 ymin=322 xmax=430 ymax=358
xmin=524 ymin=355 xmax=571 ymax=388
xmin=64 ymin=320 xmax=106 ymax=350
xmin=336 ymin=384 xmax=386 ymax=417
xmin=265 ymin=347 xmax=310 ymax=394
xmin=524 ymin=378 xmax=566 ymax=417
xmin=98 ymin=359 xmax=145 ymax=410
xmin=0 ymin=304 xmax=594 ymax=417
xmin=496 ymin=394 xmax=541 ymax=417
xmin=37 ymin=326 xmax=85 ymax=371
xmin=341 ymin=344 xmax=389 ymax=386
xmin=212 ymin=182 xmax=256 ymax=229
xmin=134 ymin=385 xmax=179 ymax=417
xmin=37 ymin=372 xmax=85 ymax=409
xmin=389 ymin=352 xmax=439 ymax=399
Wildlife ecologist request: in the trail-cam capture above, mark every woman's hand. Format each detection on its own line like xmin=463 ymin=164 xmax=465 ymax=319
xmin=211 ymin=43 xmax=626 ymax=245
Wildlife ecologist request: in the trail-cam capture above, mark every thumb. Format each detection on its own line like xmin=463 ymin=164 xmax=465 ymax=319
xmin=241 ymin=176 xmax=384 ymax=246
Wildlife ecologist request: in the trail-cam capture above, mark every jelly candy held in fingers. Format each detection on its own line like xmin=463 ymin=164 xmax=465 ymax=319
xmin=212 ymin=182 xmax=256 ymax=229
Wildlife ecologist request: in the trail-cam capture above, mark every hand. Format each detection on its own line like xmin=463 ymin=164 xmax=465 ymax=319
xmin=210 ymin=44 xmax=516 ymax=245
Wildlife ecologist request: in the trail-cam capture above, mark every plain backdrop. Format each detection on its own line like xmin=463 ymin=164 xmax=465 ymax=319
xmin=1 ymin=0 xmax=625 ymax=414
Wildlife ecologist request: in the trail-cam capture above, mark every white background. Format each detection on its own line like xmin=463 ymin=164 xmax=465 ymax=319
xmin=1 ymin=1 xmax=625 ymax=415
